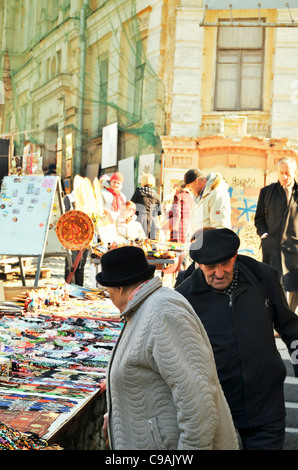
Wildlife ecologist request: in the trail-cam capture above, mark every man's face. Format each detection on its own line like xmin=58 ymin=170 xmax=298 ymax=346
xmin=199 ymin=254 xmax=237 ymax=291
xmin=186 ymin=178 xmax=204 ymax=197
xmin=278 ymin=162 xmax=296 ymax=187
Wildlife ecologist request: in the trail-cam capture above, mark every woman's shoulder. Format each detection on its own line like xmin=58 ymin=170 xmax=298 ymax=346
xmin=131 ymin=187 xmax=142 ymax=198
xmin=179 ymin=191 xmax=193 ymax=202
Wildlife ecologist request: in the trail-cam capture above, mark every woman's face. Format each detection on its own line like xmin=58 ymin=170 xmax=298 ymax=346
xmin=126 ymin=205 xmax=135 ymax=219
xmin=107 ymin=286 xmax=127 ymax=313
xmin=110 ymin=180 xmax=122 ymax=192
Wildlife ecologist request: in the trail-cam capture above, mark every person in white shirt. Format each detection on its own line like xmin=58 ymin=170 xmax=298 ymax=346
xmin=183 ymin=169 xmax=231 ymax=266
xmin=184 ymin=169 xmax=231 ymax=238
xmin=117 ymin=201 xmax=146 ymax=240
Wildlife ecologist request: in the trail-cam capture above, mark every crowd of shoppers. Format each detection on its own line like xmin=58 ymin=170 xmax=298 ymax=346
xmin=71 ymin=161 xmax=298 ymax=451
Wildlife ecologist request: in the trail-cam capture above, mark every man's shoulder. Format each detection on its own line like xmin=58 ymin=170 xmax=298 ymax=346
xmin=237 ymin=254 xmax=277 ymax=280
xmin=257 ymin=183 xmax=278 ymax=207
xmin=261 ymin=182 xmax=277 ymax=193
xmin=132 ymin=187 xmax=142 ymax=197
xmin=175 ymin=273 xmax=192 ymax=294
xmin=175 ymin=267 xmax=204 ymax=296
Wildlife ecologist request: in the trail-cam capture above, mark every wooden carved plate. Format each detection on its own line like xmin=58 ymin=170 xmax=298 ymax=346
xmin=56 ymin=210 xmax=95 ymax=250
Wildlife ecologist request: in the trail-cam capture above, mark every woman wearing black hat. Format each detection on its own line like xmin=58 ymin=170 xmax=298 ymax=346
xmin=97 ymin=245 xmax=238 ymax=451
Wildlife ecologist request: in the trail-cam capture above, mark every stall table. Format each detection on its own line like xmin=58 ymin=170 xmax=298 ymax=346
xmin=0 ymin=285 xmax=122 ymax=450
xmin=91 ymin=253 xmax=180 ymax=284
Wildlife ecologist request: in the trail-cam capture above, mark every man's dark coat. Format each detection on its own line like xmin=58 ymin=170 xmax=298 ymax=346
xmin=176 ymin=255 xmax=298 ymax=429
xmin=254 ymin=181 xmax=298 ymax=291
xmin=131 ymin=186 xmax=161 ymax=239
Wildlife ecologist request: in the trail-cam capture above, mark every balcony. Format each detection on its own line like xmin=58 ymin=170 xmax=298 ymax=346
xmin=200 ymin=112 xmax=271 ymax=139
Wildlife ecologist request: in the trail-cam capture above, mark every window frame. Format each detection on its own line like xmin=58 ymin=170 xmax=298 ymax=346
xmin=214 ymin=19 xmax=265 ymax=112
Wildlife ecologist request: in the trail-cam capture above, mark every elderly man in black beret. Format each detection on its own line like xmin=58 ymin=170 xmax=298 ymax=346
xmin=176 ymin=228 xmax=298 ymax=450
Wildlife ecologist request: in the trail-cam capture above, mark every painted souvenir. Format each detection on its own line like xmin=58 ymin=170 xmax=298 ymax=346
xmin=55 ymin=210 xmax=95 ymax=250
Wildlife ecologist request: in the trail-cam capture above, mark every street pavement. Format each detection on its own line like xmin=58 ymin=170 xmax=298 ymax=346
xmin=277 ymin=339 xmax=298 ymax=449
xmin=1 ymin=256 xmax=298 ymax=450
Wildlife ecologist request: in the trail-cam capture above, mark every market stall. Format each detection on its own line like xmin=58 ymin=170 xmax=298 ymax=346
xmin=0 ymin=283 xmax=122 ymax=450
xmin=91 ymin=239 xmax=185 ymax=285
xmin=0 ymin=175 xmax=186 ymax=450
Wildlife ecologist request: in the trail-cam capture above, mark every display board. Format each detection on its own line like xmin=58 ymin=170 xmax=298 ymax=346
xmin=101 ymin=122 xmax=118 ymax=169
xmin=0 ymin=175 xmax=71 ymax=286
xmin=118 ymin=156 xmax=134 ymax=199
xmin=0 ymin=175 xmax=58 ymax=255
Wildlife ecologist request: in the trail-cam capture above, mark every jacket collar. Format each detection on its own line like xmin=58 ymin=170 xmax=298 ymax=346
xmin=121 ymin=276 xmax=162 ymax=319
xmin=277 ymin=180 xmax=298 ymax=193
xmin=188 ymin=267 xmax=211 ymax=294
xmin=277 ymin=180 xmax=298 ymax=207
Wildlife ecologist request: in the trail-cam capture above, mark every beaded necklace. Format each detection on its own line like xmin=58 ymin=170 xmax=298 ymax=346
xmin=0 ymin=421 xmax=62 ymax=450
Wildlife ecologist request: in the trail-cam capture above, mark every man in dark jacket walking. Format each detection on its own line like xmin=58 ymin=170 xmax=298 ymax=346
xmin=255 ymin=157 xmax=298 ymax=312
xmin=176 ymin=228 xmax=298 ymax=450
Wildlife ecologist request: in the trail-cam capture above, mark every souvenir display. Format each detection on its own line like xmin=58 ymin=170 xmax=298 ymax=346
xmin=0 ymin=410 xmax=59 ymax=437
xmin=0 ymin=392 xmax=78 ymax=413
xmin=0 ymin=283 xmax=122 ymax=445
xmin=91 ymin=239 xmax=184 ymax=260
xmin=74 ymin=175 xmax=110 ymax=228
xmin=0 ymin=357 xmax=10 ymax=382
xmin=0 ymin=421 xmax=63 ymax=450
xmin=55 ymin=210 xmax=95 ymax=251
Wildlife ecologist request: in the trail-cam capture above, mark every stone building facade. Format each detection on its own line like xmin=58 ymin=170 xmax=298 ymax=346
xmin=1 ymin=0 xmax=298 ymax=255
xmin=160 ymin=1 xmax=298 ymax=256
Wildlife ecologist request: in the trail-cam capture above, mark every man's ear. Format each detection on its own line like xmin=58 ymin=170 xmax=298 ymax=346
xmin=230 ymin=253 xmax=238 ymax=266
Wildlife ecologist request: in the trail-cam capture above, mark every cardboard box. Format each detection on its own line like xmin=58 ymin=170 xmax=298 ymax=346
xmin=3 ymin=286 xmax=31 ymax=301
xmin=0 ymin=282 xmax=4 ymax=301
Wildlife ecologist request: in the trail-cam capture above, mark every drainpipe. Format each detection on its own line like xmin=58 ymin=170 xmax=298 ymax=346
xmin=75 ymin=0 xmax=89 ymax=176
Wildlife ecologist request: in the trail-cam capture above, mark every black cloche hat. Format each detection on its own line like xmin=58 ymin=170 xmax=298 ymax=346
xmin=96 ymin=246 xmax=156 ymax=287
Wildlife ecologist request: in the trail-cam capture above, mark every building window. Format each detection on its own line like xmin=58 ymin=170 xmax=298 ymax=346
xmin=214 ymin=20 xmax=264 ymax=111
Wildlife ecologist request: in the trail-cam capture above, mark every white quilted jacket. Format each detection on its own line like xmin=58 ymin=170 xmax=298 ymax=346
xmin=106 ymin=277 xmax=239 ymax=450
xmin=187 ymin=172 xmax=231 ymax=240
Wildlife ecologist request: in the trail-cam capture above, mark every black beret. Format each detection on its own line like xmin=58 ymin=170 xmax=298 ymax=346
xmin=189 ymin=228 xmax=240 ymax=265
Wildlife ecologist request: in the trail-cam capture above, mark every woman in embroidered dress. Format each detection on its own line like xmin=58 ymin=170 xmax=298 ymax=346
xmin=101 ymin=172 xmax=126 ymax=221
xmin=117 ymin=201 xmax=146 ymax=240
